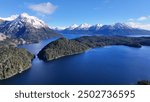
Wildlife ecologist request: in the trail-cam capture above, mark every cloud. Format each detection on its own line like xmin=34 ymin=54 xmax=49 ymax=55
xmin=137 ymin=16 xmax=148 ymax=21
xmin=128 ymin=18 xmax=134 ymax=21
xmin=127 ymin=22 xmax=150 ymax=30
xmin=128 ymin=16 xmax=150 ymax=21
xmin=29 ymin=2 xmax=57 ymax=15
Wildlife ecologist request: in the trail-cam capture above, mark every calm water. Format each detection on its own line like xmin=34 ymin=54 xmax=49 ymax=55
xmin=127 ymin=34 xmax=150 ymax=37
xmin=0 ymin=34 xmax=150 ymax=85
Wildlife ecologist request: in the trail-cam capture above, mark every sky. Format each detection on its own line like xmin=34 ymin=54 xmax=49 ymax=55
xmin=0 ymin=0 xmax=150 ymax=29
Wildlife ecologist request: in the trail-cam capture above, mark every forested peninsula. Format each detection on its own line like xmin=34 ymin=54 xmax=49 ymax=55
xmin=38 ymin=36 xmax=150 ymax=61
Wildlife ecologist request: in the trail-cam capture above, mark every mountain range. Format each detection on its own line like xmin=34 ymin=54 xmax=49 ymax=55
xmin=53 ymin=23 xmax=150 ymax=35
xmin=0 ymin=13 xmax=61 ymax=44
xmin=1 ymin=13 xmax=150 ymax=45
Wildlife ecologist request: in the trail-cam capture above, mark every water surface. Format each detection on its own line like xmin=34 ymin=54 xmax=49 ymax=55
xmin=0 ymin=34 xmax=150 ymax=85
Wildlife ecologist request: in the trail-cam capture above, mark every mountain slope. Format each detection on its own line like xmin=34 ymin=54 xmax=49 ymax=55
xmin=55 ymin=23 xmax=150 ymax=35
xmin=0 ymin=13 xmax=62 ymax=44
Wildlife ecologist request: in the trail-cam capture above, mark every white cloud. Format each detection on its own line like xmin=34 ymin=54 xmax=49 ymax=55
xmin=29 ymin=2 xmax=57 ymax=15
xmin=127 ymin=22 xmax=150 ymax=30
xmin=138 ymin=16 xmax=148 ymax=21
xmin=128 ymin=16 xmax=150 ymax=22
xmin=128 ymin=18 xmax=134 ymax=21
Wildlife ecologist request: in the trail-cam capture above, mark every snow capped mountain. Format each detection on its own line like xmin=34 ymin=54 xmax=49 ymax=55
xmin=0 ymin=13 xmax=61 ymax=43
xmin=100 ymin=23 xmax=132 ymax=30
xmin=11 ymin=13 xmax=48 ymax=29
xmin=53 ymin=23 xmax=102 ymax=31
xmin=67 ymin=24 xmax=78 ymax=30
xmin=0 ymin=14 xmax=18 ymax=21
xmin=89 ymin=24 xmax=103 ymax=30
xmin=0 ymin=13 xmax=47 ymax=28
xmin=55 ymin=23 xmax=150 ymax=35
xmin=94 ymin=24 xmax=103 ymax=28
xmin=113 ymin=23 xmax=132 ymax=29
xmin=76 ymin=23 xmax=91 ymax=30
xmin=54 ymin=23 xmax=131 ymax=31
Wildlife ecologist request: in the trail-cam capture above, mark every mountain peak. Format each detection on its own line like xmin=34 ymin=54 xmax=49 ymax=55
xmin=113 ymin=23 xmax=132 ymax=29
xmin=14 ymin=13 xmax=47 ymax=29
xmin=89 ymin=24 xmax=103 ymax=30
xmin=71 ymin=24 xmax=78 ymax=27
xmin=67 ymin=24 xmax=78 ymax=30
xmin=95 ymin=24 xmax=103 ymax=27
xmin=19 ymin=13 xmax=30 ymax=18
xmin=20 ymin=13 xmax=29 ymax=16
xmin=94 ymin=24 xmax=103 ymax=28
xmin=79 ymin=23 xmax=91 ymax=28
xmin=77 ymin=23 xmax=91 ymax=30
xmin=0 ymin=13 xmax=61 ymax=43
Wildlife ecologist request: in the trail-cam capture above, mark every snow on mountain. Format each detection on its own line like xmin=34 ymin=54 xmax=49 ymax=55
xmin=0 ymin=13 xmax=48 ymax=29
xmin=94 ymin=24 xmax=103 ymax=28
xmin=0 ymin=13 xmax=48 ymax=32
xmin=51 ymin=23 xmax=103 ymax=31
xmin=76 ymin=23 xmax=92 ymax=30
xmin=52 ymin=23 xmax=133 ymax=31
xmin=0 ymin=15 xmax=18 ymax=21
xmin=99 ymin=23 xmax=132 ymax=30
xmin=0 ymin=13 xmax=61 ymax=43
xmin=89 ymin=24 xmax=103 ymax=30
xmin=113 ymin=23 xmax=132 ymax=29
xmin=67 ymin=24 xmax=78 ymax=30
xmin=54 ymin=22 xmax=150 ymax=35
xmin=12 ymin=13 xmax=48 ymax=29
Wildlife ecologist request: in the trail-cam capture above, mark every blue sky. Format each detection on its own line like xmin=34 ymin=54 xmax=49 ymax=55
xmin=0 ymin=0 xmax=150 ymax=27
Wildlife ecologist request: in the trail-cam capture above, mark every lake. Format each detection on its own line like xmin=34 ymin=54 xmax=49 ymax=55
xmin=0 ymin=34 xmax=150 ymax=85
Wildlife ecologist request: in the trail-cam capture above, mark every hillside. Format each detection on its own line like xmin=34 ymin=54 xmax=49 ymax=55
xmin=38 ymin=38 xmax=90 ymax=61
xmin=0 ymin=46 xmax=34 ymax=80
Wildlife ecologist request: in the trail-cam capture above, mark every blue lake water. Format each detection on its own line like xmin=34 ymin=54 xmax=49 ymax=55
xmin=0 ymin=34 xmax=150 ymax=85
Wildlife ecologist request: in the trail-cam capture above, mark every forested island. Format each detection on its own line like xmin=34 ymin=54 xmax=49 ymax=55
xmin=38 ymin=36 xmax=150 ymax=61
xmin=0 ymin=45 xmax=34 ymax=80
